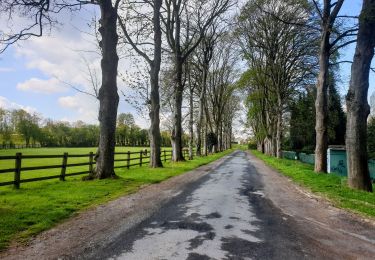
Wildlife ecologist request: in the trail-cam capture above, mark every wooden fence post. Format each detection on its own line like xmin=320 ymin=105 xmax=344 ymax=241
xmin=14 ymin=153 xmax=22 ymax=189
xmin=164 ymin=150 xmax=166 ymax=162
xmin=60 ymin=152 xmax=68 ymax=181
xmin=89 ymin=152 xmax=94 ymax=174
xmin=140 ymin=151 xmax=143 ymax=166
xmin=127 ymin=151 xmax=130 ymax=169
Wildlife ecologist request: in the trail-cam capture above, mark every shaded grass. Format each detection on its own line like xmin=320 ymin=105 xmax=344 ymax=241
xmin=0 ymin=148 xmax=234 ymax=251
xmin=251 ymin=150 xmax=375 ymax=219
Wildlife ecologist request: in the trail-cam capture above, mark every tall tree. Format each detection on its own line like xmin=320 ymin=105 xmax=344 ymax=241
xmin=119 ymin=0 xmax=163 ymax=167
xmin=311 ymin=0 xmax=359 ymax=172
xmin=195 ymin=25 xmax=220 ymax=156
xmin=161 ymin=0 xmax=232 ymax=161
xmin=345 ymin=0 xmax=375 ymax=192
xmin=0 ymin=0 xmax=122 ymax=179
xmin=236 ymin=0 xmax=318 ymax=157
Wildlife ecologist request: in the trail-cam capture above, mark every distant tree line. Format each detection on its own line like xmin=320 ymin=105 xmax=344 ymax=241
xmin=0 ymin=109 xmax=174 ymax=148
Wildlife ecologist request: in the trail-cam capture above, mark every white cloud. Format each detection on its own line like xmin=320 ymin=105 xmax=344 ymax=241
xmin=15 ymin=31 xmax=102 ymax=92
xmin=17 ymin=77 xmax=66 ymax=94
xmin=58 ymin=93 xmax=99 ymax=124
xmin=0 ymin=96 xmax=37 ymax=114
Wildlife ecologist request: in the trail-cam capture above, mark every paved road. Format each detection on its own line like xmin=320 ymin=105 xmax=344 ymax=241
xmin=91 ymin=151 xmax=322 ymax=260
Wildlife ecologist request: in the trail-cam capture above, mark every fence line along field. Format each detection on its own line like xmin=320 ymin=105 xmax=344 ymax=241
xmin=0 ymin=147 xmax=180 ymax=188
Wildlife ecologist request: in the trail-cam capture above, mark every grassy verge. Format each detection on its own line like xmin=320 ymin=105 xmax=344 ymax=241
xmin=0 ymin=148 xmax=234 ymax=251
xmin=251 ymin=150 xmax=375 ymax=219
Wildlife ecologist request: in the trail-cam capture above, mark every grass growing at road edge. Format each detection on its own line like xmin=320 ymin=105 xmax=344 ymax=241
xmin=0 ymin=149 xmax=234 ymax=251
xmin=251 ymin=150 xmax=375 ymax=219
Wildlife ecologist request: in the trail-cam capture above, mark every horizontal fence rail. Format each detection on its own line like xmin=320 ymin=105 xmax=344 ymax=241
xmin=0 ymin=149 xmax=195 ymax=188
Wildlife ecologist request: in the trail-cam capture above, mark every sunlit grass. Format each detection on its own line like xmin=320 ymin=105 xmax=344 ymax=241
xmin=0 ymin=147 xmax=170 ymax=183
xmin=251 ymin=150 xmax=375 ymax=218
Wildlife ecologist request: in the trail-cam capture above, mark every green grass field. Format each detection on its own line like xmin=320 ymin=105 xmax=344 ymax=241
xmin=0 ymin=147 xmax=234 ymax=251
xmin=251 ymin=150 xmax=375 ymax=219
xmin=0 ymin=147 xmax=172 ymax=184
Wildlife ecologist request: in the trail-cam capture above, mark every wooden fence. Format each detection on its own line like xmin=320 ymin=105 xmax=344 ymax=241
xmin=0 ymin=149 xmax=192 ymax=188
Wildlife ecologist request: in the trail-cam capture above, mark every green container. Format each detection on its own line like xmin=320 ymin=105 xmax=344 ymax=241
xmin=299 ymin=153 xmax=315 ymax=165
xmin=369 ymin=160 xmax=375 ymax=180
xmin=282 ymin=151 xmax=298 ymax=160
xmin=327 ymin=148 xmax=347 ymax=177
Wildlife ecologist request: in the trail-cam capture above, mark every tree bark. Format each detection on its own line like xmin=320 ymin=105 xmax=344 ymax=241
xmin=188 ymin=79 xmax=194 ymax=160
xmin=94 ymin=0 xmax=119 ymax=179
xmin=171 ymin=57 xmax=185 ymax=161
xmin=204 ymin=121 xmax=208 ymax=156
xmin=315 ymin=30 xmax=330 ymax=173
xmin=345 ymin=0 xmax=375 ymax=192
xmin=276 ymin=93 xmax=283 ymax=158
xmin=149 ymin=0 xmax=163 ymax=168
xmin=196 ymin=55 xmax=210 ymax=156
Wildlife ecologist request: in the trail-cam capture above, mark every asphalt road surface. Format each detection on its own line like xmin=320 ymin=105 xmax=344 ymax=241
xmin=89 ymin=151 xmax=330 ymax=259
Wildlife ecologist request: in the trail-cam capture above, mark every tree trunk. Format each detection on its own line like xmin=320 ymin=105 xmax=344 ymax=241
xmin=171 ymin=58 xmax=185 ymax=161
xmin=204 ymin=121 xmax=208 ymax=156
xmin=196 ymin=64 xmax=208 ymax=156
xmin=345 ymin=0 xmax=375 ymax=192
xmin=276 ymin=94 xmax=283 ymax=158
xmin=196 ymin=96 xmax=204 ymax=156
xmin=315 ymin=30 xmax=330 ymax=173
xmin=229 ymin=125 xmax=232 ymax=149
xmin=149 ymin=0 xmax=163 ymax=168
xmin=219 ymin=122 xmax=223 ymax=152
xmin=188 ymin=82 xmax=194 ymax=160
xmin=93 ymin=1 xmax=119 ymax=179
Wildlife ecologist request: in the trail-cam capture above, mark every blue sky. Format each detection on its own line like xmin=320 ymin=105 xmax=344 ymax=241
xmin=0 ymin=1 xmax=373 ymax=127
xmin=337 ymin=1 xmax=375 ymax=97
xmin=0 ymin=6 xmax=144 ymax=126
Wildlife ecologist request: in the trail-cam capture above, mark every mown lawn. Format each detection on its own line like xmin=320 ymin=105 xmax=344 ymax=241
xmin=0 ymin=147 xmax=234 ymax=251
xmin=0 ymin=147 xmax=169 ymax=183
xmin=251 ymin=150 xmax=375 ymax=219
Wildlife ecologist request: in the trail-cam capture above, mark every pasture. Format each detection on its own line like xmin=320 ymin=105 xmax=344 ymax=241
xmin=0 ymin=147 xmax=172 ymax=185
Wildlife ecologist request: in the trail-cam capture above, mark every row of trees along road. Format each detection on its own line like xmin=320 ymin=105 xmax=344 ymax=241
xmin=0 ymin=0 xmax=238 ymax=179
xmin=0 ymin=109 xmax=177 ymax=148
xmin=2 ymin=0 xmax=374 ymax=192
xmin=237 ymin=0 xmax=375 ymax=192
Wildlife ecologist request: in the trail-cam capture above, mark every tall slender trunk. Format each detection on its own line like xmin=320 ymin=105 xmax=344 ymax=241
xmin=346 ymin=0 xmax=375 ymax=192
xmin=94 ymin=1 xmax=119 ymax=179
xmin=171 ymin=58 xmax=185 ymax=161
xmin=204 ymin=121 xmax=208 ymax=156
xmin=213 ymin=125 xmax=218 ymax=153
xmin=219 ymin=122 xmax=223 ymax=152
xmin=196 ymin=63 xmax=208 ymax=156
xmin=149 ymin=66 xmax=162 ymax=167
xmin=315 ymin=30 xmax=330 ymax=173
xmin=188 ymin=82 xmax=194 ymax=160
xmin=276 ymin=94 xmax=282 ymax=158
xmin=149 ymin=0 xmax=163 ymax=168
xmin=276 ymin=112 xmax=282 ymax=158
